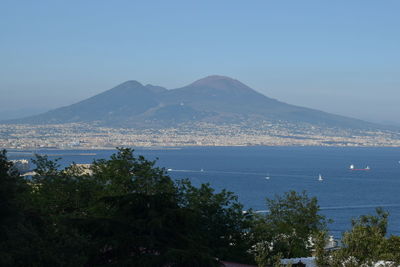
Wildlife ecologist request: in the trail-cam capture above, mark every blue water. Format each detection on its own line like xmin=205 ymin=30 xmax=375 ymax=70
xmin=8 ymin=146 xmax=400 ymax=238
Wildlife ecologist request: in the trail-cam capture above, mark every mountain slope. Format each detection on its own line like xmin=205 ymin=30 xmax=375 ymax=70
xmin=13 ymin=81 xmax=160 ymax=125
xmin=6 ymin=75 xmax=378 ymax=129
xmin=156 ymin=76 xmax=374 ymax=128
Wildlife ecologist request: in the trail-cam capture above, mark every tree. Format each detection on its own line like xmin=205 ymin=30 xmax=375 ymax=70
xmin=176 ymin=179 xmax=254 ymax=263
xmin=77 ymin=148 xmax=220 ymax=266
xmin=325 ymin=208 xmax=400 ymax=266
xmin=8 ymin=147 xmax=252 ymax=266
xmin=313 ymin=230 xmax=331 ymax=267
xmin=0 ymin=149 xmax=23 ymax=227
xmin=250 ymin=191 xmax=328 ymax=266
xmin=0 ymin=150 xmax=86 ymax=267
xmin=0 ymin=149 xmax=25 ymax=266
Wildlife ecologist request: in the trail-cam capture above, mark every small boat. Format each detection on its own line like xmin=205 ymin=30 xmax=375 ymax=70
xmin=265 ymin=173 xmax=270 ymax=180
xmin=318 ymin=174 xmax=323 ymax=181
xmin=200 ymin=168 xmax=204 ymax=172
xmin=349 ymin=164 xmax=370 ymax=171
xmin=167 ymin=168 xmax=173 ymax=171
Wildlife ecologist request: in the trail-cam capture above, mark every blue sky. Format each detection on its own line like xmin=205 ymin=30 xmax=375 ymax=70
xmin=1 ymin=0 xmax=399 ymax=124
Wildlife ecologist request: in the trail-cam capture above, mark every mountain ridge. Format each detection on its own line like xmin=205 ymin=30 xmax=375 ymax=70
xmin=4 ymin=75 xmax=380 ymax=130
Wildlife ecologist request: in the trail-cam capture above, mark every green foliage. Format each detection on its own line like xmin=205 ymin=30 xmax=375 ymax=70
xmin=327 ymin=208 xmax=400 ymax=266
xmin=90 ymin=147 xmax=176 ymax=196
xmin=314 ymin=230 xmax=330 ymax=267
xmin=177 ymin=179 xmax=254 ymax=263
xmin=0 ymin=148 xmax=252 ymax=266
xmin=32 ymin=154 xmax=61 ymax=177
xmin=0 ymin=150 xmax=44 ymax=267
xmin=385 ymin=235 xmax=400 ymax=263
xmin=250 ymin=191 xmax=328 ymax=266
xmin=0 ymin=149 xmax=24 ymax=225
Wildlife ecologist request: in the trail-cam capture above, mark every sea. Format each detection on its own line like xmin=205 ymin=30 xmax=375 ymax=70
xmin=7 ymin=146 xmax=400 ymax=238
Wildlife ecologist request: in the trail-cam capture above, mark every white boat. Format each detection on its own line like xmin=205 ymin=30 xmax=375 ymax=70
xmin=200 ymin=168 xmax=204 ymax=172
xmin=318 ymin=174 xmax=323 ymax=181
xmin=167 ymin=168 xmax=173 ymax=171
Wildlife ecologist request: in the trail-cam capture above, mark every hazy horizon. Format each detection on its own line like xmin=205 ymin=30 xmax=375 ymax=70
xmin=1 ymin=1 xmax=399 ymax=125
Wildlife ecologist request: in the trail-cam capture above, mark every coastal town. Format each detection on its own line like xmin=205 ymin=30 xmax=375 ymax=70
xmin=1 ymin=122 xmax=399 ymax=149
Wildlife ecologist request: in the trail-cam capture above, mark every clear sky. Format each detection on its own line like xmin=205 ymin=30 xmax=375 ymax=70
xmin=1 ymin=0 xmax=399 ymax=124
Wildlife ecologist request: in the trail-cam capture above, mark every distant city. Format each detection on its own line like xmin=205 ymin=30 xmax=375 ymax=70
xmin=1 ymin=121 xmax=399 ymax=149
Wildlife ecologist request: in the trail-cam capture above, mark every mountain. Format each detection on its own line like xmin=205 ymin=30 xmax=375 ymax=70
xmin=6 ymin=75 xmax=378 ymax=129
xmin=14 ymin=81 xmax=159 ymax=125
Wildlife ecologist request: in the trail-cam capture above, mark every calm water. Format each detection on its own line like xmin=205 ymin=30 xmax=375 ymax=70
xmin=8 ymin=146 xmax=400 ymax=238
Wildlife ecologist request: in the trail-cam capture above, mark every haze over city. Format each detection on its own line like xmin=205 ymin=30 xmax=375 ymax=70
xmin=1 ymin=0 xmax=400 ymax=125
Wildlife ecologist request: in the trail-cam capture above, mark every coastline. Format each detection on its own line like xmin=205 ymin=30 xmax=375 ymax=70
xmin=4 ymin=144 xmax=400 ymax=153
